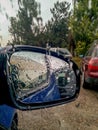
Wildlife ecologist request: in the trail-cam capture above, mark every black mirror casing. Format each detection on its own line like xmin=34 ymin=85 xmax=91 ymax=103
xmin=0 ymin=53 xmax=14 ymax=106
xmin=0 ymin=45 xmax=81 ymax=110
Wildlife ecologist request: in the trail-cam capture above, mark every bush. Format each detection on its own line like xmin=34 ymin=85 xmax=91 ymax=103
xmin=72 ymin=57 xmax=82 ymax=68
xmin=75 ymin=41 xmax=87 ymax=56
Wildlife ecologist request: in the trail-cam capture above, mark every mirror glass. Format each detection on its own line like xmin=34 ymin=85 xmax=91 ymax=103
xmin=10 ymin=51 xmax=77 ymax=103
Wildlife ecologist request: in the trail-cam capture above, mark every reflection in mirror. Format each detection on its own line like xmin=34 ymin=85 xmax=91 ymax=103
xmin=55 ymin=69 xmax=76 ymax=98
xmin=10 ymin=51 xmax=49 ymax=99
xmin=10 ymin=51 xmax=77 ymax=103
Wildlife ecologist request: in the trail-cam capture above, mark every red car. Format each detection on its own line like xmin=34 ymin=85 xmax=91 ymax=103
xmin=81 ymin=40 xmax=98 ymax=88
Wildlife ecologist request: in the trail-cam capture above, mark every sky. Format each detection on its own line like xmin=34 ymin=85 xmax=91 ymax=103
xmin=0 ymin=0 xmax=72 ymax=46
xmin=36 ymin=0 xmax=73 ymax=23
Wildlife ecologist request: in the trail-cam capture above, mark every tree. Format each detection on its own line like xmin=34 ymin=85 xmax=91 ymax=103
xmin=9 ymin=0 xmax=42 ymax=45
xmin=69 ymin=0 xmax=98 ymax=55
xmin=9 ymin=0 xmax=72 ymax=47
xmin=44 ymin=1 xmax=71 ymax=47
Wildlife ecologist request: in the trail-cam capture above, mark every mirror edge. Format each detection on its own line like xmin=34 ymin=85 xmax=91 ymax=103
xmin=6 ymin=45 xmax=81 ymax=110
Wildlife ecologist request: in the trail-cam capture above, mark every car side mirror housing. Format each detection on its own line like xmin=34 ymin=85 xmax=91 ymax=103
xmin=0 ymin=45 xmax=80 ymax=110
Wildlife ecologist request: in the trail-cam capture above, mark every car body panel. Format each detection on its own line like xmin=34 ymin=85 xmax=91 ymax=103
xmin=81 ymin=41 xmax=98 ymax=87
xmin=0 ymin=47 xmax=17 ymax=130
xmin=0 ymin=105 xmax=16 ymax=129
xmin=23 ymin=73 xmax=61 ymax=103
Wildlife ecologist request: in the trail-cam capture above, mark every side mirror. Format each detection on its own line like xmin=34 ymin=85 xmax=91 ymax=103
xmin=0 ymin=45 xmax=80 ymax=110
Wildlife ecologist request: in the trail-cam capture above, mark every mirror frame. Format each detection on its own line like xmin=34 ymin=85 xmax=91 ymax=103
xmin=5 ymin=45 xmax=80 ymax=110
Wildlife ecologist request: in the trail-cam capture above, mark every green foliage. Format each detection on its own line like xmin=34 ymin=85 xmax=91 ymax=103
xmin=1 ymin=0 xmax=98 ymax=50
xmin=9 ymin=0 xmax=98 ymax=51
xmin=9 ymin=0 xmax=42 ymax=45
xmin=75 ymin=41 xmax=89 ymax=55
xmin=69 ymin=0 xmax=98 ymax=55
xmin=72 ymin=57 xmax=82 ymax=68
xmin=45 ymin=1 xmax=71 ymax=47
xmin=8 ymin=0 xmax=71 ymax=47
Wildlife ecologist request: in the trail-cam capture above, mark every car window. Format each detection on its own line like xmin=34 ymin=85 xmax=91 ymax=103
xmin=85 ymin=48 xmax=93 ymax=56
xmin=59 ymin=48 xmax=70 ymax=55
xmin=85 ymin=44 xmax=95 ymax=57
xmin=50 ymin=48 xmax=71 ymax=56
xmin=93 ymin=47 xmax=98 ymax=57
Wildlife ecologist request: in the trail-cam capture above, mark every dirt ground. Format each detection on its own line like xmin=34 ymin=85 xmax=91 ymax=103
xmin=17 ymin=86 xmax=98 ymax=130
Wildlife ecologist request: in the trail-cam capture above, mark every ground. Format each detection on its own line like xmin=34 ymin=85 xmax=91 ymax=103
xmin=17 ymin=87 xmax=98 ymax=130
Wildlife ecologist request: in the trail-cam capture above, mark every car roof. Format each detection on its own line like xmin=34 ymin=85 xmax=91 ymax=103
xmin=50 ymin=47 xmax=71 ymax=54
